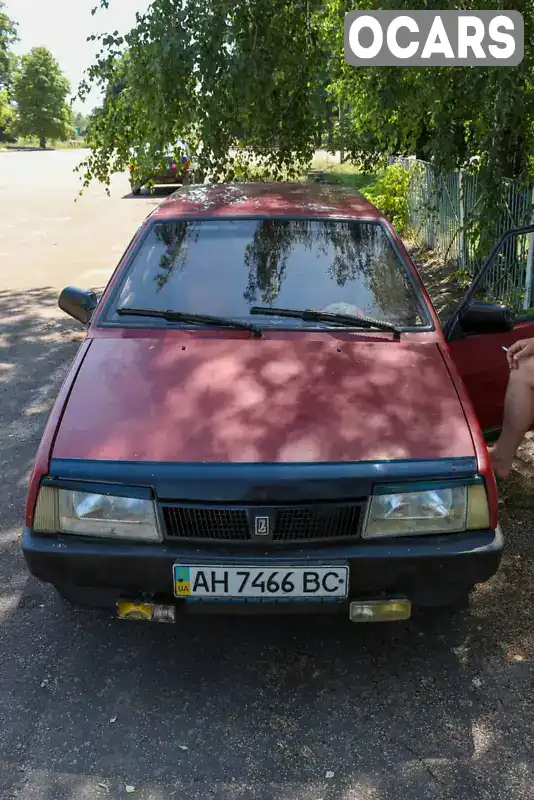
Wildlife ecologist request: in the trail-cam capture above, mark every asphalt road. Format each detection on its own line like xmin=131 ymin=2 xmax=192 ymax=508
xmin=1 ymin=150 xmax=534 ymax=800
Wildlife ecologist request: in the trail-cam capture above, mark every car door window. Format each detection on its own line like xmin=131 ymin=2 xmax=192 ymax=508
xmin=468 ymin=228 xmax=534 ymax=319
xmin=447 ymin=227 xmax=534 ymax=435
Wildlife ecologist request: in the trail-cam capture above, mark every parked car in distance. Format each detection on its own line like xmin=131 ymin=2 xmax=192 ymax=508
xmin=23 ymin=181 xmax=530 ymax=625
xmin=128 ymin=140 xmax=198 ymax=195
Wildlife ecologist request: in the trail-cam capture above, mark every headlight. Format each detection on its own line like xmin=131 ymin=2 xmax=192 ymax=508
xmin=363 ymin=482 xmax=490 ymax=538
xmin=34 ymin=486 xmax=162 ymax=542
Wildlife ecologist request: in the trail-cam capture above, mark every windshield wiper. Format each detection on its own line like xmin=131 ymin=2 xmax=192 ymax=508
xmin=250 ymin=306 xmax=401 ymax=338
xmin=117 ymin=307 xmax=263 ymax=337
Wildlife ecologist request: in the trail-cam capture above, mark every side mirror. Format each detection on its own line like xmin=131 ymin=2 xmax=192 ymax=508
xmin=459 ymin=300 xmax=515 ymax=336
xmin=58 ymin=286 xmax=98 ymax=325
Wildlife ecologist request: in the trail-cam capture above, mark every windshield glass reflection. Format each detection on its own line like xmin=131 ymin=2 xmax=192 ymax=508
xmin=113 ymin=219 xmax=425 ymax=328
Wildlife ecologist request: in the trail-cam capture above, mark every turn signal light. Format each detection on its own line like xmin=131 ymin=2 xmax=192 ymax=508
xmin=466 ymin=483 xmax=491 ymax=529
xmin=33 ymin=485 xmax=59 ymax=532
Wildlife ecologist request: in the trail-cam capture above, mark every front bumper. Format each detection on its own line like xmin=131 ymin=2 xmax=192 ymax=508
xmin=22 ymin=525 xmax=503 ymax=614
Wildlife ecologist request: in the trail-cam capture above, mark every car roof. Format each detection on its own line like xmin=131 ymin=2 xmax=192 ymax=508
xmin=149 ymin=181 xmax=384 ymax=221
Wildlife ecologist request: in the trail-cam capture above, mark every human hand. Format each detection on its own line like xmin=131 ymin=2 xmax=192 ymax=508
xmin=507 ymin=338 xmax=534 ymax=369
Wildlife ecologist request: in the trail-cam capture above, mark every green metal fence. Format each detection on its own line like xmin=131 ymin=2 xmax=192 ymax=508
xmin=390 ymin=157 xmax=534 ymax=315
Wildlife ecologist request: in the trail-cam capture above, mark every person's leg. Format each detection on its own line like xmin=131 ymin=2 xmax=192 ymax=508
xmin=489 ymin=356 xmax=534 ymax=478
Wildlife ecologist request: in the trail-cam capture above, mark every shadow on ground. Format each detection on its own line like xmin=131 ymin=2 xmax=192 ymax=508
xmin=0 ymin=287 xmax=84 ymax=505
xmin=0 ymin=287 xmax=533 ymax=800
xmin=408 ymin=243 xmax=466 ymax=325
xmin=122 ymin=186 xmax=177 ymax=201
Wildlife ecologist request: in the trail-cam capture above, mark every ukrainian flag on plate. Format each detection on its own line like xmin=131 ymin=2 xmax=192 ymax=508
xmin=174 ymin=566 xmax=191 ymax=597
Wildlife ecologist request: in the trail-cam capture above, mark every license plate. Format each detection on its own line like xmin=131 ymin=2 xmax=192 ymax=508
xmin=173 ymin=565 xmax=349 ymax=599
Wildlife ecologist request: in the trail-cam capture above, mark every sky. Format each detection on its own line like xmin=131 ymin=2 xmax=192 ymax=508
xmin=5 ymin=0 xmax=154 ymax=111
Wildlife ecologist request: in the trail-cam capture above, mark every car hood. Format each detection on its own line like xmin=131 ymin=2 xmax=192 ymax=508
xmin=52 ymin=336 xmax=475 ymax=464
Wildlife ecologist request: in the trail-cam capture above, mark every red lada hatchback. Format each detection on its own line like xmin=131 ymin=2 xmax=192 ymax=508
xmin=22 ymin=182 xmax=530 ymax=623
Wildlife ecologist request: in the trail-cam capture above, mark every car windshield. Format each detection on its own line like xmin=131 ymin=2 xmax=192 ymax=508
xmin=109 ymin=219 xmax=427 ymax=329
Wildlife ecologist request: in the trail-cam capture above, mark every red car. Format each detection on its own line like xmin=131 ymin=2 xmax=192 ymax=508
xmin=128 ymin=142 xmax=196 ymax=195
xmin=21 ymin=182 xmax=530 ymax=624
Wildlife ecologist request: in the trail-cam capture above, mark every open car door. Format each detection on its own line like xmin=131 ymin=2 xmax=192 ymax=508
xmin=445 ymin=225 xmax=534 ymax=438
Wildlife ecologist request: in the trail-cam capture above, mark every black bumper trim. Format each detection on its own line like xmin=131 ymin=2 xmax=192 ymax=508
xmin=22 ymin=525 xmax=503 ymax=610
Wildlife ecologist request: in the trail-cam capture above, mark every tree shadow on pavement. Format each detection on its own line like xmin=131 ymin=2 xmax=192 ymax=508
xmin=122 ymin=187 xmax=177 ymax=200
xmin=1 ymin=581 xmax=533 ymax=800
xmin=0 ymin=287 xmax=84 ymax=513
xmin=0 ymin=286 xmax=533 ymax=800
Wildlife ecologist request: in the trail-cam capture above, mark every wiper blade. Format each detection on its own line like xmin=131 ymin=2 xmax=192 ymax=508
xmin=117 ymin=307 xmax=263 ymax=337
xmin=250 ymin=306 xmax=401 ymax=337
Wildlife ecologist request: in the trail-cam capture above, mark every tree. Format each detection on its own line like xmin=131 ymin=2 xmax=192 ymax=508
xmin=320 ymin=0 xmax=534 ymax=249
xmin=310 ymin=69 xmax=336 ymax=149
xmin=13 ymin=47 xmax=73 ymax=148
xmin=0 ymin=1 xmax=17 ymax=141
xmin=73 ymin=111 xmax=89 ymax=136
xmin=80 ymin=0 xmax=534 ymax=241
xmin=0 ymin=87 xmax=15 ymax=133
xmin=0 ymin=0 xmax=17 ymax=91
xmin=78 ymin=0 xmax=326 ymax=189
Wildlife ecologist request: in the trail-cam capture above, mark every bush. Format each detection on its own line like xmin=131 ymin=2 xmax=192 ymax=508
xmin=363 ymin=164 xmax=411 ymax=233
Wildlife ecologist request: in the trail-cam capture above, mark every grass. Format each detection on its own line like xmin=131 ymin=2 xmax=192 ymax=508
xmin=4 ymin=137 xmax=87 ymax=150
xmin=222 ymin=152 xmax=379 ymax=191
xmin=309 ymin=153 xmax=379 ymax=192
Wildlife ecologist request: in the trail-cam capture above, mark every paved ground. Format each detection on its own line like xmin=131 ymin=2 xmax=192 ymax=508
xmin=1 ymin=150 xmax=534 ymax=800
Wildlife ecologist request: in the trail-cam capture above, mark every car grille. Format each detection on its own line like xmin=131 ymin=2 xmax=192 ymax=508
xmin=164 ymin=506 xmax=249 ymax=541
xmin=161 ymin=503 xmax=363 ymax=544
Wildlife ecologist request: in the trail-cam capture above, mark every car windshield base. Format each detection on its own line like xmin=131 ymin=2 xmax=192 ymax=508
xmin=250 ymin=306 xmax=401 ymax=338
xmin=116 ymin=308 xmax=263 ymax=337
